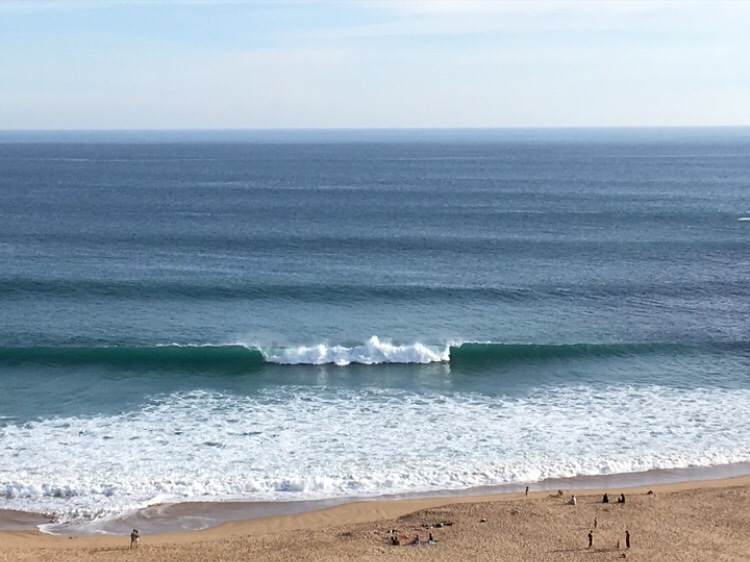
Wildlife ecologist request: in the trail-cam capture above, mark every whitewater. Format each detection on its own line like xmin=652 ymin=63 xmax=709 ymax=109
xmin=5 ymin=377 xmax=750 ymax=533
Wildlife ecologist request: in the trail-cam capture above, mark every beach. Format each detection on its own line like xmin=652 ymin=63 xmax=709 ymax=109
xmin=2 ymin=475 xmax=749 ymax=561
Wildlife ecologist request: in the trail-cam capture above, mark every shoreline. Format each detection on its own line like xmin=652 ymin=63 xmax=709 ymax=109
xmin=2 ymin=472 xmax=750 ymax=561
xmin=4 ymin=461 xmax=750 ymax=536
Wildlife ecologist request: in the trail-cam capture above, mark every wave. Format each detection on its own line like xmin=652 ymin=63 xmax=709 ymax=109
xmin=4 ymin=278 xmax=750 ymax=305
xmin=448 ymin=341 xmax=688 ymax=367
xmin=263 ymin=337 xmax=447 ymax=366
xmin=0 ymin=337 xmax=711 ymax=372
xmin=0 ymin=278 xmax=537 ymax=303
xmin=0 ymin=344 xmax=266 ymax=372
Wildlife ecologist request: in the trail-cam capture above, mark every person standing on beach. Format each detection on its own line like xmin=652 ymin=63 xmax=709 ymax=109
xmin=130 ymin=529 xmax=140 ymax=549
xmin=588 ymin=530 xmax=593 ymax=548
xmin=525 ymin=485 xmax=529 ymax=496
xmin=625 ymin=529 xmax=631 ymax=548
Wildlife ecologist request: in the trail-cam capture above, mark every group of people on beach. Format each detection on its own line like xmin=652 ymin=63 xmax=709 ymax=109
xmin=555 ymin=488 xmax=638 ymax=556
xmin=128 ymin=487 xmax=653 ymax=552
xmin=588 ymin=528 xmax=630 ymax=550
xmin=601 ymin=492 xmax=627 ymax=504
xmin=389 ymin=519 xmax=452 ymax=546
xmin=586 ymin=491 xmax=642 ymax=556
xmin=568 ymin=491 xmax=627 ymax=506
xmin=390 ymin=531 xmax=437 ymax=546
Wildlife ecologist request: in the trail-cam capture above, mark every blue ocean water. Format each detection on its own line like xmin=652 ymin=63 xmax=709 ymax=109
xmin=1 ymin=128 xmax=750 ymax=532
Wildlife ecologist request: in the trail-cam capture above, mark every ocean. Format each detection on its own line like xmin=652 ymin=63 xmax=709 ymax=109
xmin=1 ymin=128 xmax=750 ymax=534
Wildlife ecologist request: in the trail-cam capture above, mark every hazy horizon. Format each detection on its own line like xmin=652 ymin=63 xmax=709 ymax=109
xmin=2 ymin=0 xmax=749 ymax=130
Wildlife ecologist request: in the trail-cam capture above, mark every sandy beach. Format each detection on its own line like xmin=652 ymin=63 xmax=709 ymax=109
xmin=2 ymin=475 xmax=750 ymax=561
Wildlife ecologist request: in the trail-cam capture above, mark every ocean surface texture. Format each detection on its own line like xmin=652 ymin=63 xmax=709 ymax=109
xmin=1 ymin=128 xmax=750 ymax=533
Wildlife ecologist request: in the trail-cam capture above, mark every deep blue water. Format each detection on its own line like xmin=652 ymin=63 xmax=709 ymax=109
xmin=2 ymin=128 xmax=750 ymax=530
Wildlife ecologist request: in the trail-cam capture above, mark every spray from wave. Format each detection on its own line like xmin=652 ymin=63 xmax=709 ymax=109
xmin=262 ymin=336 xmax=448 ymax=366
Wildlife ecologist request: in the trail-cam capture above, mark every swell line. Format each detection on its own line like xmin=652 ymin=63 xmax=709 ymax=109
xmin=448 ymin=341 xmax=689 ymax=367
xmin=0 ymin=345 xmax=265 ymax=372
xmin=0 ymin=339 xmax=715 ymax=372
xmin=3 ymin=278 xmax=749 ymax=304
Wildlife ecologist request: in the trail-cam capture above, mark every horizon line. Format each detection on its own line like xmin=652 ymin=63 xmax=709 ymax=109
xmin=2 ymin=125 xmax=750 ymax=133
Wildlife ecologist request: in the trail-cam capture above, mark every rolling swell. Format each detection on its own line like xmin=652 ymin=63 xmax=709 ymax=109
xmin=0 ymin=345 xmax=266 ymax=373
xmin=4 ymin=278 xmax=749 ymax=305
xmin=448 ymin=341 xmax=689 ymax=367
xmin=0 ymin=278 xmax=536 ymax=303
xmin=0 ymin=340 xmax=708 ymax=373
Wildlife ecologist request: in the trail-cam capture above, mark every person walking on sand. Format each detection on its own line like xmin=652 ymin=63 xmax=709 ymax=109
xmin=588 ymin=530 xmax=593 ymax=548
xmin=525 ymin=485 xmax=529 ymax=496
xmin=625 ymin=529 xmax=631 ymax=549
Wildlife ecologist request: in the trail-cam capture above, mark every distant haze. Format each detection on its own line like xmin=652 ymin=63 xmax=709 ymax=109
xmin=1 ymin=0 xmax=748 ymax=129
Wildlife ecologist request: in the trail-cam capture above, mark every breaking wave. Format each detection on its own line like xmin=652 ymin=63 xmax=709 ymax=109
xmin=0 ymin=337 xmax=705 ymax=372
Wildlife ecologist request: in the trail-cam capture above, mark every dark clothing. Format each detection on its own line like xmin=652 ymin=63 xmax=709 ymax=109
xmin=625 ymin=531 xmax=631 ymax=548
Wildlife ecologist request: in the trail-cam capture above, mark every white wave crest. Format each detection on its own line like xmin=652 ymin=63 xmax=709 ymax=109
xmin=738 ymin=217 xmax=750 ymax=221
xmin=263 ymin=336 xmax=449 ymax=366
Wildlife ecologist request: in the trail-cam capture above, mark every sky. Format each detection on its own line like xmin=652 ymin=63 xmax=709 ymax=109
xmin=1 ymin=0 xmax=749 ymax=129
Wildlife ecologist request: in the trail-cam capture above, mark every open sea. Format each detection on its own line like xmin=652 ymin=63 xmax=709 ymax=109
xmin=1 ymin=128 xmax=750 ymax=534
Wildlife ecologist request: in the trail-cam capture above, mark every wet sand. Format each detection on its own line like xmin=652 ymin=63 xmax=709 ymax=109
xmin=3 ymin=474 xmax=750 ymax=561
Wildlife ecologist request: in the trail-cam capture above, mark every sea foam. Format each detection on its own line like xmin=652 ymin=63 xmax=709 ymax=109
xmin=3 ymin=383 xmax=750 ymax=532
xmin=261 ymin=336 xmax=449 ymax=366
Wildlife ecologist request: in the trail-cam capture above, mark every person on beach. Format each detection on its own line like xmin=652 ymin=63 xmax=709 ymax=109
xmin=525 ymin=485 xmax=529 ymax=496
xmin=593 ymin=517 xmax=598 ymax=529
xmin=618 ymin=493 xmax=626 ymax=504
xmin=588 ymin=530 xmax=593 ymax=548
xmin=625 ymin=529 xmax=631 ymax=548
xmin=602 ymin=493 xmax=609 ymax=503
xmin=410 ymin=534 xmax=421 ymax=545
xmin=568 ymin=495 xmax=577 ymax=505
xmin=427 ymin=533 xmax=436 ymax=544
xmin=130 ymin=529 xmax=140 ymax=549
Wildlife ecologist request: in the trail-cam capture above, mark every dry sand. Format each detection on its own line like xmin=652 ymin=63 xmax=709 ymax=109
xmin=2 ymin=475 xmax=750 ymax=561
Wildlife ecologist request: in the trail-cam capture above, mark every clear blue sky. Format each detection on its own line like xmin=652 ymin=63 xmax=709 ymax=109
xmin=1 ymin=0 xmax=748 ymax=129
